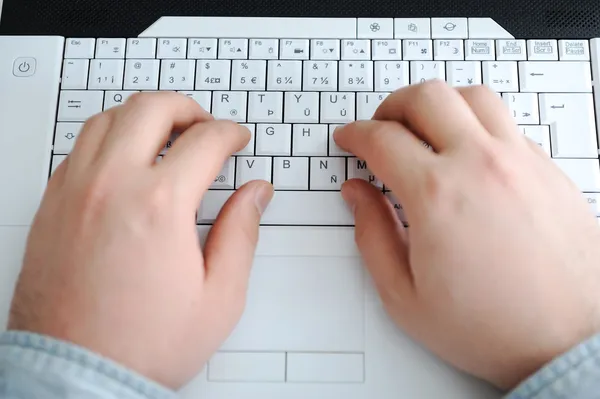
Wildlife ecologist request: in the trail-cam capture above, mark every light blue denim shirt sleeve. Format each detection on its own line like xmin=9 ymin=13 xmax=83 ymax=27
xmin=1 ymin=330 xmax=600 ymax=399
xmin=506 ymin=333 xmax=600 ymax=399
xmin=0 ymin=331 xmax=177 ymax=399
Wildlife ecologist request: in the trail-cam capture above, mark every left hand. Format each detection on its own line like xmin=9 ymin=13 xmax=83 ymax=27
xmin=8 ymin=92 xmax=273 ymax=389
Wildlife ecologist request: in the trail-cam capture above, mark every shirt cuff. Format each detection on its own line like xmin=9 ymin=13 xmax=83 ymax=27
xmin=0 ymin=330 xmax=177 ymax=399
xmin=505 ymin=333 xmax=600 ymax=399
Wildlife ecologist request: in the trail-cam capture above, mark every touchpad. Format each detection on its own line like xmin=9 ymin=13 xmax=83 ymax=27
xmin=221 ymin=256 xmax=365 ymax=353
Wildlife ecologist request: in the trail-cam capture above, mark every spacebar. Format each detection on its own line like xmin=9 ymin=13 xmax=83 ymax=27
xmin=198 ymin=191 xmax=354 ymax=226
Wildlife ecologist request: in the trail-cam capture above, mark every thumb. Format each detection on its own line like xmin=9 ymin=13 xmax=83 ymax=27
xmin=203 ymin=180 xmax=273 ymax=308
xmin=342 ymin=179 xmax=415 ymax=308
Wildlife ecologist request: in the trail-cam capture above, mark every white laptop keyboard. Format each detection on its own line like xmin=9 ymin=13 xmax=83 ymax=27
xmin=44 ymin=17 xmax=600 ymax=225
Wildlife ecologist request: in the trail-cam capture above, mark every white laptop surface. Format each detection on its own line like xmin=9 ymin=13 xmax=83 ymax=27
xmin=5 ymin=11 xmax=598 ymax=399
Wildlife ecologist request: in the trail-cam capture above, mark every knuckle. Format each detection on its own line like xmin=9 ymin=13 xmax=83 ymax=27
xmin=126 ymin=91 xmax=157 ymax=108
xmin=417 ymin=79 xmax=449 ymax=98
xmin=141 ymin=179 xmax=174 ymax=219
xmin=476 ymin=145 xmax=518 ymax=187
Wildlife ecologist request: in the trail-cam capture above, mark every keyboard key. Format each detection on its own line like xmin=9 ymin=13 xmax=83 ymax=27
xmin=292 ymin=124 xmax=328 ymax=156
xmin=482 ymin=61 xmax=518 ymax=92
xmin=249 ymin=39 xmax=279 ymax=59
xmin=527 ymin=39 xmax=558 ymax=61
xmin=583 ymin=193 xmax=600 ymax=217
xmin=196 ymin=60 xmax=231 ymax=91
xmin=321 ymin=92 xmax=356 ymax=123
xmin=157 ymin=38 xmax=187 ymax=59
xmin=553 ymin=158 xmax=600 ymax=192
xmin=539 ymin=93 xmax=598 ymax=158
xmin=248 ymin=92 xmax=283 ymax=122
xmin=179 ymin=91 xmax=212 ymax=112
xmin=212 ymin=91 xmax=247 ymax=122
xmin=358 ymin=18 xmax=394 ymax=39
xmin=256 ymin=124 xmax=292 ymax=155
xmin=385 ymin=193 xmax=407 ymax=223
xmin=284 ymin=92 xmax=319 ymax=123
xmin=273 ymin=157 xmax=309 ymax=190
xmin=374 ymin=61 xmax=409 ymax=91
xmin=124 ymin=59 xmax=160 ymax=90
xmin=236 ymin=157 xmax=272 ymax=188
xmin=310 ymin=157 xmax=346 ymax=190
xmin=58 ymin=90 xmax=104 ymax=122
xmin=188 ymin=38 xmax=218 ymax=59
xmin=198 ymin=191 xmax=353 ymax=225
xmin=496 ymin=40 xmax=527 ymax=61
xmin=410 ymin=61 xmax=445 ymax=84
xmin=403 ymin=40 xmax=433 ymax=60
xmin=348 ymin=158 xmax=383 ymax=188
xmin=104 ymin=91 xmax=137 ymax=110
xmin=54 ymin=122 xmax=83 ymax=154
xmin=431 ymin=18 xmax=468 ymax=39
xmin=357 ymin=93 xmax=389 ymax=120
xmin=465 ymin=40 xmax=495 ymax=61
xmin=446 ymin=61 xmax=482 ymax=87
xmin=280 ymin=39 xmax=310 ymax=60
xmin=267 ymin=61 xmax=302 ymax=91
xmin=518 ymin=62 xmax=592 ymax=93
xmin=236 ymin=124 xmax=255 ymax=156
xmin=126 ymin=38 xmax=157 ymax=59
xmin=341 ymin=40 xmax=371 ymax=60
xmin=159 ymin=60 xmax=195 ymax=90
xmin=61 ymin=59 xmax=89 ymax=89
xmin=434 ymin=40 xmax=464 ymax=60
xmin=212 ymin=157 xmax=236 ymax=189
xmin=88 ymin=59 xmax=125 ymax=90
xmin=558 ymin=40 xmax=590 ymax=61
xmin=303 ymin=61 xmax=338 ymax=91
xmin=219 ymin=39 xmax=248 ymax=59
xmin=394 ymin=18 xmax=431 ymax=39
xmin=51 ymin=155 xmax=68 ymax=176
xmin=521 ymin=125 xmax=551 ymax=155
xmin=311 ymin=40 xmax=340 ymax=60
xmin=329 ymin=125 xmax=352 ymax=156
xmin=339 ymin=61 xmax=374 ymax=91
xmin=65 ymin=38 xmax=95 ymax=59
xmin=372 ymin=40 xmax=402 ymax=60
xmin=502 ymin=93 xmax=540 ymax=124
xmin=96 ymin=38 xmax=126 ymax=58
xmin=231 ymin=60 xmax=267 ymax=90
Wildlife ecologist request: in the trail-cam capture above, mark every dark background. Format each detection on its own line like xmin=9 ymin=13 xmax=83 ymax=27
xmin=1 ymin=0 xmax=600 ymax=39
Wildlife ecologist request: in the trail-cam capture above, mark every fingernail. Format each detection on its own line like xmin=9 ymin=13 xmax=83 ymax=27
xmin=341 ymin=183 xmax=357 ymax=216
xmin=254 ymin=184 xmax=274 ymax=215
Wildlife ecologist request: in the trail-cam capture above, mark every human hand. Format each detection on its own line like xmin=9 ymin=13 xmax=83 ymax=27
xmin=8 ymin=92 xmax=273 ymax=389
xmin=334 ymin=81 xmax=600 ymax=390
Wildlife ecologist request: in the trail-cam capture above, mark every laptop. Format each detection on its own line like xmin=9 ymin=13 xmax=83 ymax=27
xmin=1 ymin=4 xmax=599 ymax=398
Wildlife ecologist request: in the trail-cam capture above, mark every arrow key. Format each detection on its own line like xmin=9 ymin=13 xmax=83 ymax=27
xmin=54 ymin=122 xmax=84 ymax=154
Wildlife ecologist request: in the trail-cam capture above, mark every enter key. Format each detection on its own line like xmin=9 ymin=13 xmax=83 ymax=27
xmin=539 ymin=93 xmax=598 ymax=158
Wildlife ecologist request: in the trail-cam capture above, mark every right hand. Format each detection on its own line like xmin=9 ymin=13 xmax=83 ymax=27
xmin=334 ymin=81 xmax=600 ymax=391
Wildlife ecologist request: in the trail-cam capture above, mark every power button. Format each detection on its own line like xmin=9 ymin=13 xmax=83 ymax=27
xmin=13 ymin=57 xmax=37 ymax=77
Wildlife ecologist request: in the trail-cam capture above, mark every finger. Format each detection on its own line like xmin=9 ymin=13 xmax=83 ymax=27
xmin=334 ymin=120 xmax=435 ymax=207
xmin=99 ymin=92 xmax=213 ymax=165
xmin=157 ymin=120 xmax=252 ymax=206
xmin=202 ymin=181 xmax=274 ymax=316
xmin=373 ymin=80 xmax=490 ymax=152
xmin=68 ymin=110 xmax=115 ymax=168
xmin=341 ymin=179 xmax=415 ymax=312
xmin=457 ymin=86 xmax=521 ymax=140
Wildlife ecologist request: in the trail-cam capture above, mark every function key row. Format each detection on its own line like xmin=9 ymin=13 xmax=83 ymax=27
xmin=64 ymin=38 xmax=592 ymax=61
